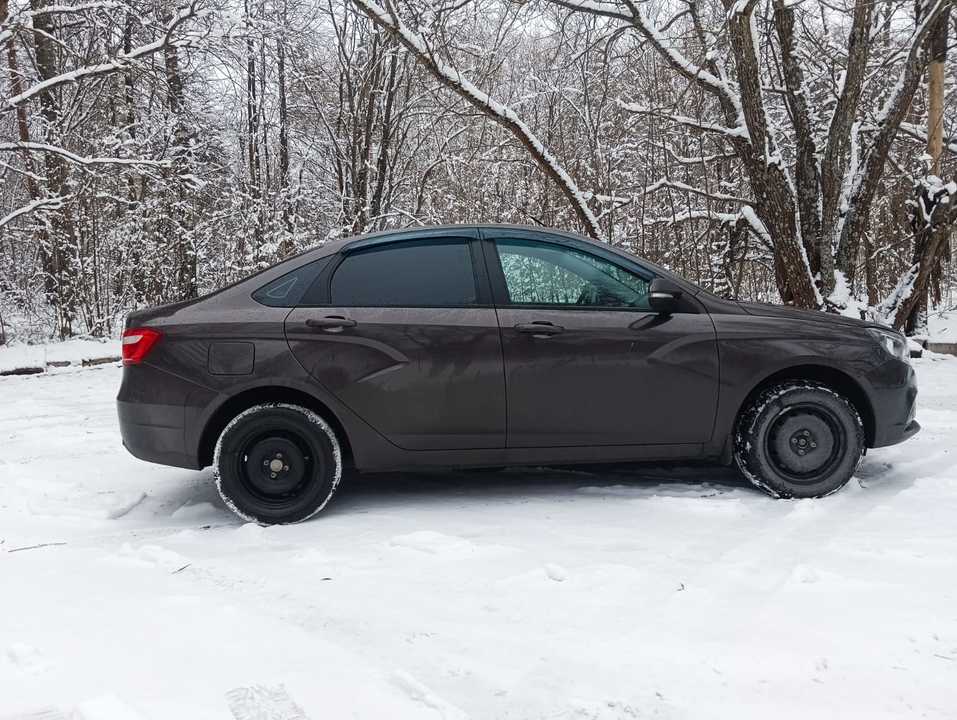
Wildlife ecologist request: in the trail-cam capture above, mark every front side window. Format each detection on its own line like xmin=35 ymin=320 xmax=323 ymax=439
xmin=330 ymin=240 xmax=477 ymax=307
xmin=496 ymin=239 xmax=651 ymax=309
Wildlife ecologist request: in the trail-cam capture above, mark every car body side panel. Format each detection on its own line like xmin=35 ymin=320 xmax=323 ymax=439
xmin=707 ymin=313 xmax=916 ymax=452
xmin=119 ymin=301 xmax=423 ymax=470
xmin=119 ymin=304 xmax=299 ymax=468
xmin=495 ymin=307 xmax=719 ymax=447
xmin=285 ymin=307 xmax=506 ymax=450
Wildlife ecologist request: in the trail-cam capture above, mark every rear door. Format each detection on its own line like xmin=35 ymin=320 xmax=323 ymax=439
xmin=285 ymin=230 xmax=506 ymax=450
xmin=482 ymin=229 xmax=719 ymax=448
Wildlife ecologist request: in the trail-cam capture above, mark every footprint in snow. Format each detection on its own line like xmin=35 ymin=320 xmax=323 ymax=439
xmin=391 ymin=671 xmax=469 ymax=720
xmin=234 ymin=522 xmax=267 ymax=542
xmin=169 ymin=500 xmax=224 ymax=523
xmin=790 ymin=564 xmax=821 ymax=584
xmin=105 ymin=491 xmax=147 ymax=520
xmin=6 ymin=642 xmax=50 ymax=675
xmin=544 ymin=563 xmax=568 ymax=582
xmin=12 ymin=695 xmax=149 ymax=720
xmin=74 ymin=694 xmax=148 ymax=720
xmin=389 ymin=531 xmax=477 ymax=556
xmin=225 ymin=684 xmax=309 ymax=720
xmin=109 ymin=543 xmax=190 ymax=573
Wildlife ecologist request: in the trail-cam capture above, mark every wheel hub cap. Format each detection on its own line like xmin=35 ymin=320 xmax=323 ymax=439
xmin=243 ymin=437 xmax=308 ymax=496
xmin=769 ymin=410 xmax=838 ymax=478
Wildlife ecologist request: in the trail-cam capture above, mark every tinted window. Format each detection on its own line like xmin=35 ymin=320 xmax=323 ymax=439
xmin=252 ymin=257 xmax=331 ymax=307
xmin=330 ymin=240 xmax=477 ymax=306
xmin=496 ymin=240 xmax=650 ymax=309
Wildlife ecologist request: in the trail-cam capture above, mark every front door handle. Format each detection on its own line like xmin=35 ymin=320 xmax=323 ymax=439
xmin=305 ymin=316 xmax=357 ymax=331
xmin=514 ymin=321 xmax=564 ymax=337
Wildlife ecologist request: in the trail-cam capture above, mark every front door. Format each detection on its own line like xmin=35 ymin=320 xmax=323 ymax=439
xmin=483 ymin=231 xmax=719 ymax=448
xmin=286 ymin=233 xmax=505 ymax=451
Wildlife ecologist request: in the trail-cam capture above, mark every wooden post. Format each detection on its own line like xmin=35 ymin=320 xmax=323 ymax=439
xmin=927 ymin=7 xmax=948 ymax=175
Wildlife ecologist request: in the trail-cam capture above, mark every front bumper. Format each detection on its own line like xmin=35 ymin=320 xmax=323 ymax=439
xmin=868 ymin=360 xmax=919 ymax=448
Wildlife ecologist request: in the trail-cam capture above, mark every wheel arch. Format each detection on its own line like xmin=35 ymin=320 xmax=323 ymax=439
xmin=736 ymin=364 xmax=876 ymax=447
xmin=197 ymin=385 xmax=353 ymax=469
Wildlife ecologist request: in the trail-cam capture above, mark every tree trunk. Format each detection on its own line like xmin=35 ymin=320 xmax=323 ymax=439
xmin=245 ymin=0 xmax=263 ymax=255
xmin=163 ymin=1 xmax=196 ymax=299
xmin=31 ymin=0 xmax=80 ymax=337
xmin=2 ymin=0 xmax=55 ymax=296
xmin=276 ymin=3 xmax=293 ymax=254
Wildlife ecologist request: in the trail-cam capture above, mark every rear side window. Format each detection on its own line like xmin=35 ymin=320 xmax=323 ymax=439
xmin=329 ymin=240 xmax=478 ymax=307
xmin=252 ymin=257 xmax=331 ymax=307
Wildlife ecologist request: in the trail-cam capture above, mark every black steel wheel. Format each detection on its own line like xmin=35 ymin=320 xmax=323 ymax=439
xmin=734 ymin=382 xmax=864 ymax=498
xmin=214 ymin=403 xmax=341 ymax=524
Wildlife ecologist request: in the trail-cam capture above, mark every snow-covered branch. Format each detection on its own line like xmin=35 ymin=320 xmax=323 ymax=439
xmin=639 ymin=177 xmax=748 ymax=204
xmin=545 ymin=0 xmax=633 ymax=23
xmin=899 ymin=122 xmax=957 ymax=156
xmin=549 ymin=0 xmax=749 ymax=138
xmin=0 ymin=142 xmax=169 ymax=171
xmin=617 ymin=102 xmax=747 ymax=140
xmin=644 ymin=208 xmax=745 ymax=227
xmin=0 ymin=2 xmax=121 ymax=47
xmin=0 ymin=195 xmax=69 ymax=230
xmin=1 ymin=0 xmax=205 ymax=113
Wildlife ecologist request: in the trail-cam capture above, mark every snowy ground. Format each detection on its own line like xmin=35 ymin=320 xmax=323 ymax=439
xmin=1 ymin=359 xmax=956 ymax=720
xmin=927 ymin=310 xmax=957 ymax=343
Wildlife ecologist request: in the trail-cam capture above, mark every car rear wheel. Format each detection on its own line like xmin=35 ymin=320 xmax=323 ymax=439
xmin=214 ymin=403 xmax=342 ymax=524
xmin=734 ymin=382 xmax=864 ymax=498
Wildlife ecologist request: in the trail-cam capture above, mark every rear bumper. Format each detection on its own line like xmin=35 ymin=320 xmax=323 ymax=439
xmin=118 ymin=399 xmax=197 ymax=469
xmin=869 ymin=361 xmax=919 ymax=448
xmin=117 ymin=363 xmax=202 ymax=469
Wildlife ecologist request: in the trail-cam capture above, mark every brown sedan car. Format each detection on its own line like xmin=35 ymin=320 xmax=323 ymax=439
xmin=118 ymin=225 xmax=918 ymax=523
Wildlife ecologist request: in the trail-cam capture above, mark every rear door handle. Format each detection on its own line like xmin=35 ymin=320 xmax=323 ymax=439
xmin=305 ymin=315 xmax=357 ymax=331
xmin=514 ymin=321 xmax=564 ymax=337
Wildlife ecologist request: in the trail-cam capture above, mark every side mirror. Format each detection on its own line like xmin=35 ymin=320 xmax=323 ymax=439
xmin=648 ymin=278 xmax=683 ymax=314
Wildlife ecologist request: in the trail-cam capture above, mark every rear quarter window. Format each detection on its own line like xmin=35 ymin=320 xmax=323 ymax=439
xmin=252 ymin=257 xmax=331 ymax=307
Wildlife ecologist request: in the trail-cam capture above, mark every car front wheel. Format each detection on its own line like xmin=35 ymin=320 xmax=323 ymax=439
xmin=214 ymin=403 xmax=342 ymax=524
xmin=734 ymin=382 xmax=864 ymax=498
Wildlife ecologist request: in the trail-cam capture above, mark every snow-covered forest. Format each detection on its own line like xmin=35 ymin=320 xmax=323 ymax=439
xmin=0 ymin=0 xmax=954 ymax=340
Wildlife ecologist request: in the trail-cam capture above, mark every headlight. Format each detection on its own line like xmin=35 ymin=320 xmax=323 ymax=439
xmin=867 ymin=328 xmax=910 ymax=363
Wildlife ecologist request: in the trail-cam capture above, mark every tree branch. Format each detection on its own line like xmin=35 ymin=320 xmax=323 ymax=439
xmin=0 ymin=142 xmax=169 ymax=170
xmin=350 ymin=0 xmax=602 ymax=238
xmin=1 ymin=0 xmax=204 ymax=113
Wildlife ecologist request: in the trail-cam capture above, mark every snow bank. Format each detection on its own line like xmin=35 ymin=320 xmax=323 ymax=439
xmin=0 ymin=337 xmax=119 ymax=373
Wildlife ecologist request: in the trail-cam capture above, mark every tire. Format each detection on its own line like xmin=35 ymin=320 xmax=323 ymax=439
xmin=733 ymin=382 xmax=864 ymax=499
xmin=213 ymin=403 xmax=342 ymax=524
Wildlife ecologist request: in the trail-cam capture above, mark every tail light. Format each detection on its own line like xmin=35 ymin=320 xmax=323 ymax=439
xmin=122 ymin=327 xmax=162 ymax=366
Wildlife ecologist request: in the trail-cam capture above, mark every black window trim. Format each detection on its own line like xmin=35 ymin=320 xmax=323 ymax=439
xmin=480 ymin=232 xmax=663 ymax=312
xmin=297 ymin=235 xmax=494 ymax=309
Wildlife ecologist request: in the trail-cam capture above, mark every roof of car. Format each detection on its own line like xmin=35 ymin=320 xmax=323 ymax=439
xmin=287 ymin=223 xmax=701 ymax=295
xmin=291 ymin=224 xmax=593 ymax=262
xmin=336 ymin=223 xmax=588 ymax=251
